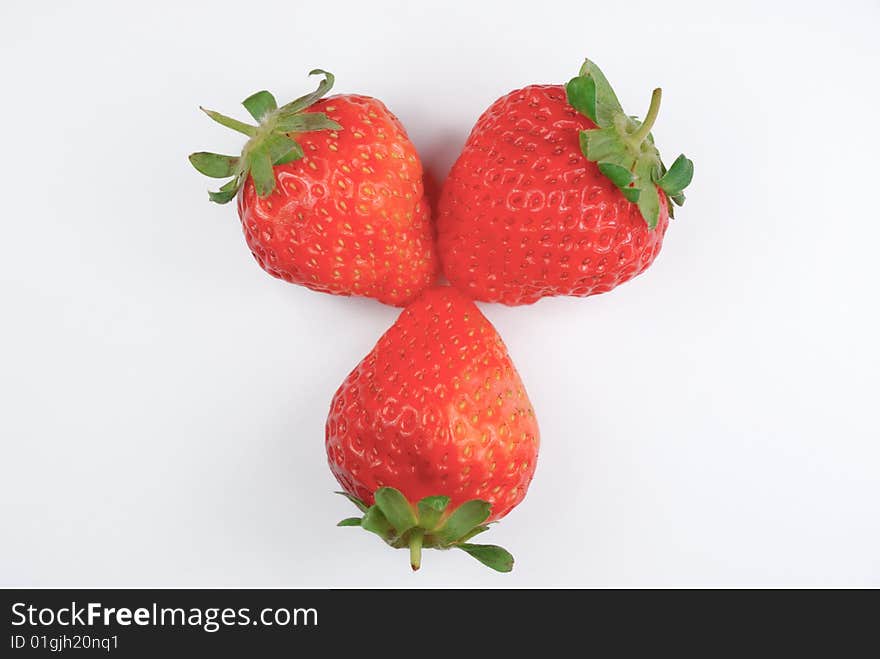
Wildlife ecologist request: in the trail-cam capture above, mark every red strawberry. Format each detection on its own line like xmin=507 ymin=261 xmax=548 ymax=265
xmin=190 ymin=70 xmax=437 ymax=306
xmin=437 ymin=58 xmax=693 ymax=305
xmin=327 ymin=286 xmax=539 ymax=571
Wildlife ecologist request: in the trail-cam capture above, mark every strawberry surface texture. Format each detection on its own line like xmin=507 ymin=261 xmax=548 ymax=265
xmin=191 ymin=71 xmax=437 ymax=307
xmin=437 ymin=84 xmax=669 ymax=305
xmin=238 ymin=94 xmax=436 ymax=305
xmin=327 ymin=286 xmax=539 ymax=521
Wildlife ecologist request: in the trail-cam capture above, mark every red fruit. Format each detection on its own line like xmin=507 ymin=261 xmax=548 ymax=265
xmin=327 ymin=286 xmax=539 ymax=571
xmin=437 ymin=58 xmax=693 ymax=305
xmin=190 ymin=70 xmax=437 ymax=306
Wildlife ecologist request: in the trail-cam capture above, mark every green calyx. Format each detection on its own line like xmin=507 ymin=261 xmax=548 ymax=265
xmin=336 ymin=488 xmax=514 ymax=573
xmin=565 ymin=58 xmax=694 ymax=228
xmin=188 ymin=69 xmax=342 ymax=204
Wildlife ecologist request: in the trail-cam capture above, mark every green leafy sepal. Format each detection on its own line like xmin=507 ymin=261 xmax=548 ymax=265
xmin=336 ymin=487 xmax=514 ymax=573
xmin=565 ymin=58 xmax=693 ymax=228
xmin=189 ymin=69 xmax=342 ymax=204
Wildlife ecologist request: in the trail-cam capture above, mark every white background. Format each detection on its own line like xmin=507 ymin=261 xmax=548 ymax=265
xmin=2 ymin=0 xmax=878 ymax=587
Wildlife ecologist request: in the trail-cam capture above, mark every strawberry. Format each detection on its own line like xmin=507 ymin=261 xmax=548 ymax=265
xmin=189 ymin=70 xmax=437 ymax=306
xmin=437 ymin=58 xmax=694 ymax=305
xmin=327 ymin=286 xmax=539 ymax=571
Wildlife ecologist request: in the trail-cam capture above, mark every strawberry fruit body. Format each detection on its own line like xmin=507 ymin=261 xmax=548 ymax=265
xmin=190 ymin=70 xmax=437 ymax=306
xmin=327 ymin=286 xmax=540 ymax=571
xmin=437 ymin=58 xmax=693 ymax=305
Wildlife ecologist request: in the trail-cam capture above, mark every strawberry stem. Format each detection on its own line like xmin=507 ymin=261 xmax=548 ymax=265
xmin=191 ymin=70 xmax=339 ymax=204
xmin=409 ymin=528 xmax=424 ymax=571
xmin=630 ymin=88 xmax=662 ymax=144
xmin=199 ymin=107 xmax=256 ymax=137
xmin=337 ymin=488 xmax=515 ymax=572
xmin=567 ymin=58 xmax=693 ymax=228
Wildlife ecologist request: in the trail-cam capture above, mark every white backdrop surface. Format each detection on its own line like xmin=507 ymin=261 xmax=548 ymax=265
xmin=1 ymin=0 xmax=878 ymax=586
